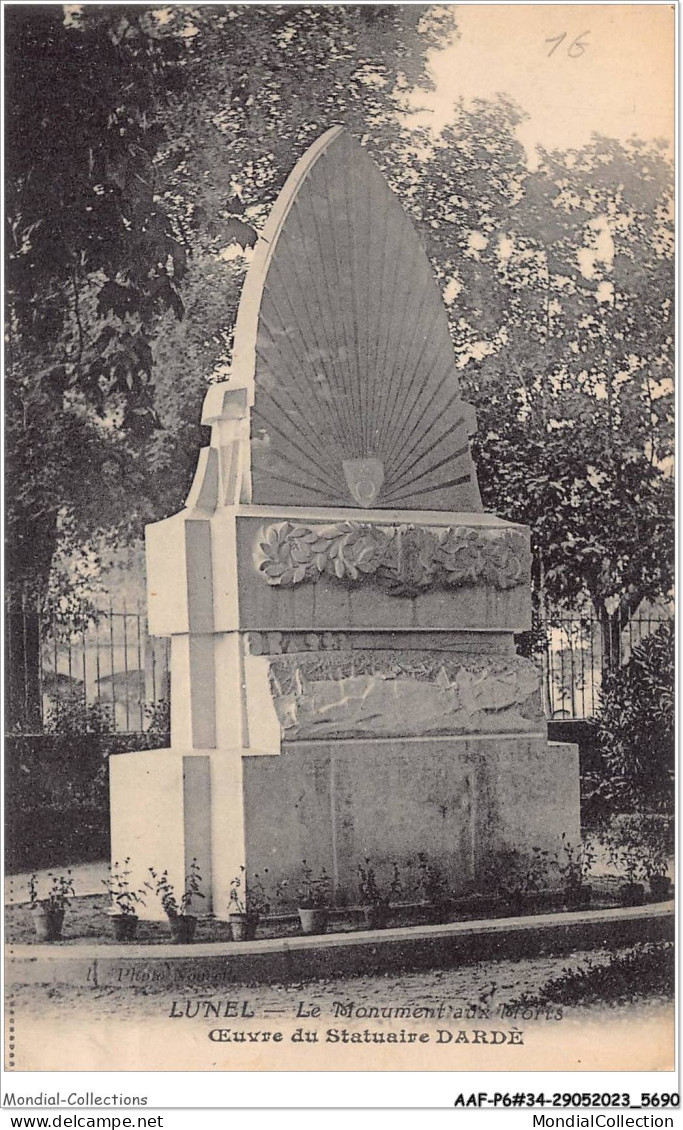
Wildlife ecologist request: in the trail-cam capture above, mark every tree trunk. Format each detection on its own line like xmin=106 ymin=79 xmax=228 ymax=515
xmin=6 ymin=598 xmax=42 ymax=732
xmin=599 ymin=608 xmax=621 ymax=681
xmin=594 ymin=588 xmax=646 ymax=688
xmin=5 ymin=514 xmax=58 ymax=735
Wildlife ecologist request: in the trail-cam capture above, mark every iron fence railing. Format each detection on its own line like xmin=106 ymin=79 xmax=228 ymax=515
xmin=4 ymin=600 xmax=672 ymax=733
xmin=540 ymin=610 xmax=671 ymax=720
xmin=5 ymin=601 xmax=170 ymax=735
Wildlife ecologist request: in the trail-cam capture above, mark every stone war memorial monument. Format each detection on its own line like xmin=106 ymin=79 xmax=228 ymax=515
xmin=110 ymin=127 xmax=580 ymax=919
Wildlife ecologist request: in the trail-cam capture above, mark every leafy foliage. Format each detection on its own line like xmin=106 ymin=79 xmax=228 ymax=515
xmin=5 ymin=717 xmax=171 ymax=872
xmin=6 ymin=7 xmax=186 ymax=396
xmin=556 ymin=834 xmax=596 ymax=890
xmin=256 ymin=520 xmax=530 ymax=595
xmin=6 ymin=5 xmax=455 ymax=603
xmin=5 ymin=7 xmax=189 ymax=600
xmin=591 ymin=622 xmax=674 ymax=812
xmin=357 ymin=858 xmax=402 ymax=907
xmin=228 ymin=866 xmax=271 ymax=918
xmin=147 ymin=859 xmax=205 ymax=918
xmin=28 ymin=870 xmax=75 ymax=912
xmin=460 ymin=135 xmax=673 ymax=623
xmin=156 ymin=5 xmax=457 ymax=243
xmin=296 ymin=862 xmax=332 ymax=909
xmin=510 ymin=943 xmax=674 ymax=1008
xmin=402 ymin=99 xmax=673 ymax=626
xmin=6 ymin=6 xmax=673 ymax=651
xmin=601 ymin=813 xmax=673 ymax=883
xmin=102 ymin=858 xmax=146 ymax=917
xmin=481 ymin=847 xmax=555 ymax=900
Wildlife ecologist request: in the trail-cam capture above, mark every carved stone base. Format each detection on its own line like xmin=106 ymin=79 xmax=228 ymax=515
xmin=110 ymin=736 xmax=580 ymax=920
xmin=242 ymin=736 xmax=580 ymax=908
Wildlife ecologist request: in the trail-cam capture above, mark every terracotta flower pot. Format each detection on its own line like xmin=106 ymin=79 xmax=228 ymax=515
xmin=619 ymin=882 xmax=645 ymax=907
xmin=111 ymin=914 xmax=139 ymax=942
xmin=229 ymin=912 xmax=259 ymax=942
xmin=298 ymin=907 xmax=329 ymax=935
xmin=362 ymin=903 xmax=391 ymax=930
xmin=649 ymin=875 xmax=672 ymax=901
xmin=168 ymin=914 xmax=197 ymax=944
xmin=31 ymin=906 xmax=65 ymax=941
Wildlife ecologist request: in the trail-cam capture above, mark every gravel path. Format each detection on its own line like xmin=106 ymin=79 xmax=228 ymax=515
xmin=7 ymin=947 xmax=673 ymax=1072
xmin=7 ymin=946 xmax=669 ymax=1021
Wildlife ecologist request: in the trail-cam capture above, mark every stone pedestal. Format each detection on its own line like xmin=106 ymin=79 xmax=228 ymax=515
xmin=110 ymin=126 xmax=580 ymax=920
xmin=111 ymin=502 xmax=579 ymax=919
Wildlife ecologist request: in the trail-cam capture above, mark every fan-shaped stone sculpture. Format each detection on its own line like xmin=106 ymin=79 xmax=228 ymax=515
xmin=233 ymin=127 xmax=482 ymax=512
xmin=110 ymin=127 xmax=580 ymax=921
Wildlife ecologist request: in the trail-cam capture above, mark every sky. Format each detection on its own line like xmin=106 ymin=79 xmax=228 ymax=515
xmin=65 ymin=2 xmax=675 ymax=163
xmin=413 ymin=3 xmax=675 ymax=165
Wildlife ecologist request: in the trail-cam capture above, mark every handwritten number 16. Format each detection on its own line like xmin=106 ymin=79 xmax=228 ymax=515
xmin=545 ymin=31 xmax=590 ymax=58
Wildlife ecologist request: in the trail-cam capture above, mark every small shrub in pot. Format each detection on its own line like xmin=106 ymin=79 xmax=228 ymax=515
xmin=102 ymin=859 xmax=146 ymax=940
xmin=147 ymin=858 xmax=205 ymax=943
xmin=634 ymin=814 xmax=673 ymax=900
xmin=228 ymin=866 xmax=270 ymax=941
xmin=593 ymin=622 xmax=674 ymax=816
xmin=557 ymin=834 xmax=596 ymax=909
xmin=602 ymin=816 xmax=647 ymax=906
xmin=482 ymin=847 xmax=553 ymax=916
xmin=28 ymin=871 xmax=75 ymax=941
xmin=415 ymin=853 xmax=451 ymax=923
xmin=296 ymin=862 xmax=332 ymax=935
xmin=357 ymin=858 xmax=401 ymax=929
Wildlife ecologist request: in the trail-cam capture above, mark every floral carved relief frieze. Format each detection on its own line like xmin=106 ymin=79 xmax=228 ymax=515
xmin=254 ymin=521 xmax=530 ymax=596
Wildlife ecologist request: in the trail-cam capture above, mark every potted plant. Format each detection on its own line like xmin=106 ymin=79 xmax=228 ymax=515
xmin=520 ymin=846 xmax=556 ymax=911
xmin=603 ymin=816 xmax=646 ymax=906
xmin=481 ymin=847 xmax=553 ymax=916
xmin=28 ymin=871 xmax=75 ymax=941
xmin=357 ymin=858 xmax=401 ymax=929
xmin=296 ymin=862 xmax=332 ymax=935
xmin=481 ymin=850 xmax=526 ymax=916
xmin=638 ymin=815 xmax=673 ymax=900
xmin=147 ymin=859 xmax=205 ymax=943
xmin=415 ymin=853 xmax=451 ymax=923
xmin=102 ymin=859 xmax=146 ymax=940
xmin=228 ymin=866 xmax=270 ymax=941
xmin=558 ymin=833 xmax=596 ymax=909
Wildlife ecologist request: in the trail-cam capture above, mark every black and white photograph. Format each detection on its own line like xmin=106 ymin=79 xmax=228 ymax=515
xmin=4 ymin=1 xmax=675 ymax=1081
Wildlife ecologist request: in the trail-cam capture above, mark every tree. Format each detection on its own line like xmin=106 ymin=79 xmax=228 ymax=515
xmin=411 ymin=116 xmax=673 ymax=665
xmin=6 ymin=6 xmax=189 ymax=601
xmin=5 ymin=5 xmax=458 ymax=724
xmin=7 ymin=4 xmax=672 ymax=690
xmin=6 ymin=5 xmax=459 ymax=599
xmin=592 ymin=621 xmax=674 ymax=813
xmin=487 ymin=138 xmax=673 ymax=666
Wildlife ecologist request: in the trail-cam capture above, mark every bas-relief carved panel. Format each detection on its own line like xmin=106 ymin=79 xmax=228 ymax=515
xmin=257 ymin=650 xmax=544 ymax=740
xmin=253 ymin=520 xmax=531 ymax=597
